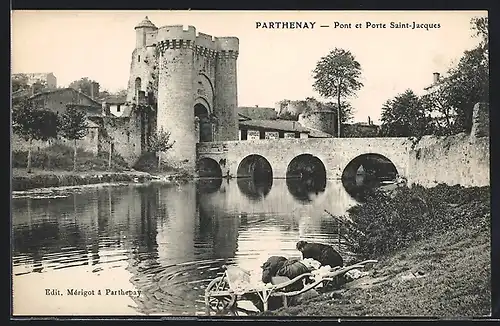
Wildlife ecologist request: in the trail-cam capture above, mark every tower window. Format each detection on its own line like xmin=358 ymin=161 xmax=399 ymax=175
xmin=138 ymin=55 xmax=141 ymax=62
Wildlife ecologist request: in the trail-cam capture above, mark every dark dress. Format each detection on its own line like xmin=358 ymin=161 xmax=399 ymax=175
xmin=301 ymin=242 xmax=344 ymax=268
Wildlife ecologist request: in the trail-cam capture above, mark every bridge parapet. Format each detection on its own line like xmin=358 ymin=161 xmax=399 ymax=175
xmin=197 ymin=137 xmax=412 ymax=179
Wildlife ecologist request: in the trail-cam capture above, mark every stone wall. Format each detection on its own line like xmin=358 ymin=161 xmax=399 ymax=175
xmin=406 ymin=103 xmax=490 ymax=188
xmin=12 ymin=128 xmax=99 ymax=154
xmin=298 ymin=111 xmax=336 ymax=136
xmin=101 ymin=114 xmax=143 ymax=166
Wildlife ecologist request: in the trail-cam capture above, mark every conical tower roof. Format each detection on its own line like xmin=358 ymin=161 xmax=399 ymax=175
xmin=135 ymin=16 xmax=157 ymax=30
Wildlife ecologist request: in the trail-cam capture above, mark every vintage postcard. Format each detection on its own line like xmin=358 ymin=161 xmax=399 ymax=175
xmin=11 ymin=10 xmax=491 ymax=318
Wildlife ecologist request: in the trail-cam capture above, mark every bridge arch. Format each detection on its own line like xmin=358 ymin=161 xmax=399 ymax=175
xmin=197 ymin=157 xmax=223 ymax=178
xmin=237 ymin=154 xmax=273 ymax=200
xmin=286 ymin=154 xmax=327 ymax=180
xmin=341 ymin=153 xmax=398 ymax=201
xmin=286 ymin=154 xmax=327 ymax=203
xmin=237 ymin=154 xmax=273 ymax=180
xmin=342 ymin=153 xmax=398 ymax=181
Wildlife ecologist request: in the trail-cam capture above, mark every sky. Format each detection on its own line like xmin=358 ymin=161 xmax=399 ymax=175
xmin=11 ymin=10 xmax=486 ymax=123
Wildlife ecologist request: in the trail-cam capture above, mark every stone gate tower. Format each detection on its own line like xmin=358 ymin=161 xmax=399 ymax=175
xmin=127 ymin=17 xmax=239 ymax=172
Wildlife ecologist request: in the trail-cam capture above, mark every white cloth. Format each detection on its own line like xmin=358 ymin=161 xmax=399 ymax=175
xmin=301 ymin=258 xmax=322 ymax=271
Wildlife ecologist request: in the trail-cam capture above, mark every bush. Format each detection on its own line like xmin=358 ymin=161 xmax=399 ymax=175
xmin=132 ymin=151 xmax=179 ymax=173
xmin=12 ymin=143 xmax=130 ymax=172
xmin=344 ymin=184 xmax=490 ymax=260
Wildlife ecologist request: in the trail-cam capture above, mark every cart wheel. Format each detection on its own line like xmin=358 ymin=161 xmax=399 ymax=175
xmin=205 ymin=276 xmax=237 ymax=315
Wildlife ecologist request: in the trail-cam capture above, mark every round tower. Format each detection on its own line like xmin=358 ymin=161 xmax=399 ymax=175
xmin=135 ymin=16 xmax=157 ymax=49
xmin=214 ymin=37 xmax=239 ymax=141
xmin=156 ymin=26 xmax=197 ymax=172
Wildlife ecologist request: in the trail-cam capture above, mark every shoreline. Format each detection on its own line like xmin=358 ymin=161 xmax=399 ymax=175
xmin=11 ymin=168 xmax=196 ymax=192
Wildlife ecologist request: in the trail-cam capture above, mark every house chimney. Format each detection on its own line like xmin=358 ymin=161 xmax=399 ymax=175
xmin=368 ymin=116 xmax=371 ymax=125
xmin=433 ymin=72 xmax=440 ymax=84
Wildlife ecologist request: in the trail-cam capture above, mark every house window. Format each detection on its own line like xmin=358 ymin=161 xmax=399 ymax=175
xmin=117 ymin=105 xmax=121 ymax=112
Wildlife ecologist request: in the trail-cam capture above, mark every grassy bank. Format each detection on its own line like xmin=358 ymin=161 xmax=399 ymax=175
xmin=12 ymin=144 xmax=151 ymax=191
xmin=11 ymin=145 xmax=200 ymax=191
xmin=263 ymin=184 xmax=491 ymax=317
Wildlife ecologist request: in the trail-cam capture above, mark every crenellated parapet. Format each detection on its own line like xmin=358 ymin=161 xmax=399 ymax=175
xmin=150 ymin=24 xmax=239 ymax=59
xmin=157 ymin=39 xmax=195 ymax=53
xmin=194 ymin=45 xmax=218 ymax=59
xmin=218 ymin=50 xmax=239 ymax=60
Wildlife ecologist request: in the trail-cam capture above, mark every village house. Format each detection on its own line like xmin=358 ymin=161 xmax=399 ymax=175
xmin=12 ymin=88 xmax=103 ymax=154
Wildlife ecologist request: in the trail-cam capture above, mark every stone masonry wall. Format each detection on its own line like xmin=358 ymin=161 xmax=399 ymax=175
xmin=101 ymin=115 xmax=142 ymax=165
xmin=12 ymin=128 xmax=99 ymax=154
xmin=197 ymin=138 xmax=412 ymax=180
xmin=406 ymin=103 xmax=490 ymax=187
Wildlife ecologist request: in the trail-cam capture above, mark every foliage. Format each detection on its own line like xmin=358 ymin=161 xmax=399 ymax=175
xmin=312 ymin=48 xmax=363 ymax=136
xmin=343 ymin=123 xmax=380 ymax=138
xmin=344 ymin=184 xmax=490 ymax=260
xmin=68 ymin=77 xmax=100 ymax=98
xmin=12 ymin=144 xmax=129 ymax=171
xmin=59 ymin=106 xmax=88 ymax=141
xmin=379 ymin=90 xmax=434 ymax=137
xmin=150 ymin=128 xmax=175 ymax=153
xmin=98 ymin=88 xmax=128 ymax=102
xmin=12 ymin=101 xmax=59 ymax=142
xmin=12 ymin=74 xmax=47 ymax=94
xmin=325 ymin=101 xmax=354 ymax=124
xmin=59 ymin=106 xmax=89 ymax=171
xmin=132 ymin=151 xmax=178 ymax=173
xmin=12 ymin=74 xmax=30 ymax=93
xmin=277 ymin=110 xmax=298 ymax=121
xmin=396 ymin=16 xmax=489 ymax=136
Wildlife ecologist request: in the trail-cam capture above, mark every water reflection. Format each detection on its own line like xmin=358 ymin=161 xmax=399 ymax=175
xmin=197 ymin=178 xmax=223 ymax=194
xmin=342 ymin=173 xmax=384 ymax=202
xmin=12 ymin=178 xmax=361 ymax=315
xmin=237 ymin=177 xmax=273 ymax=201
xmin=286 ymin=176 xmax=327 ymax=204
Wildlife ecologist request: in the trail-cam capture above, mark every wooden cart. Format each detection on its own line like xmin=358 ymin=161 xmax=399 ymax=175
xmin=204 ymin=260 xmax=377 ymax=316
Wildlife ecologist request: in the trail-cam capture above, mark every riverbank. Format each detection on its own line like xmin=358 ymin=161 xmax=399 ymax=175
xmin=11 ymin=168 xmax=196 ymax=192
xmin=262 ymin=184 xmax=491 ymax=317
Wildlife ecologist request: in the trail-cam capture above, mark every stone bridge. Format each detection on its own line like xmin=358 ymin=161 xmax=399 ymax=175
xmin=196 ymin=137 xmax=413 ymax=180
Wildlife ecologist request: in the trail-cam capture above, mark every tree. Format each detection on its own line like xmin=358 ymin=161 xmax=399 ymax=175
xmin=12 ymin=101 xmax=59 ymax=173
xmin=12 ymin=74 xmax=29 ymax=93
xmin=422 ymin=16 xmax=488 ymax=135
xmin=324 ymin=101 xmax=354 ymax=124
xmin=380 ymin=90 xmax=432 ymax=137
xmin=59 ymin=106 xmax=89 ymax=171
xmin=277 ymin=110 xmax=298 ymax=121
xmin=69 ymin=77 xmax=100 ymax=98
xmin=149 ymin=128 xmax=175 ymax=171
xmin=313 ymin=48 xmax=363 ymax=137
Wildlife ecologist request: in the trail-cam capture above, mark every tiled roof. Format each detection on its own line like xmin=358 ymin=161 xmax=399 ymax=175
xmin=304 ymin=127 xmax=334 ymax=138
xmin=135 ymin=16 xmax=157 ymax=30
xmin=238 ymin=106 xmax=277 ymax=120
xmin=28 ymin=87 xmax=102 ymax=107
xmin=239 ymin=119 xmax=310 ymax=133
xmin=104 ymin=95 xmax=127 ymax=104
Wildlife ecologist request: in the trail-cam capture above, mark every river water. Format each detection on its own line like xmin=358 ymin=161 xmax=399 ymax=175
xmin=11 ymin=178 xmax=366 ymax=316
